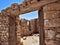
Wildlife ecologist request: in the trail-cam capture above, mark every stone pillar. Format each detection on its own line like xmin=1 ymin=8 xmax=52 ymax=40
xmin=8 ymin=16 xmax=16 ymax=45
xmin=15 ymin=16 xmax=21 ymax=45
xmin=38 ymin=8 xmax=45 ymax=45
xmin=29 ymin=19 xmax=37 ymax=34
xmin=43 ymin=1 xmax=60 ymax=45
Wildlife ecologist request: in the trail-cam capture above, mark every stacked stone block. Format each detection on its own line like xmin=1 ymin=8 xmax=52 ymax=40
xmin=19 ymin=0 xmax=40 ymax=11
xmin=20 ymin=19 xmax=30 ymax=36
xmin=19 ymin=19 xmax=39 ymax=36
xmin=24 ymin=0 xmax=38 ymax=4
xmin=29 ymin=19 xmax=36 ymax=34
xmin=43 ymin=1 xmax=60 ymax=45
xmin=0 ymin=13 xmax=9 ymax=45
xmin=0 ymin=13 xmax=17 ymax=45
xmin=29 ymin=19 xmax=39 ymax=34
xmin=15 ymin=16 xmax=22 ymax=45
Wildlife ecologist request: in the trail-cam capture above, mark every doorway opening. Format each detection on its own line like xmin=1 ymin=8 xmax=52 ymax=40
xmin=19 ymin=11 xmax=39 ymax=45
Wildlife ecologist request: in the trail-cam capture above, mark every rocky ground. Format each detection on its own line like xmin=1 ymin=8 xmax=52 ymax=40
xmin=21 ymin=34 xmax=39 ymax=45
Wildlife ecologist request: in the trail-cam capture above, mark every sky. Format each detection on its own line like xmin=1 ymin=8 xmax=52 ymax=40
xmin=0 ymin=0 xmax=38 ymax=20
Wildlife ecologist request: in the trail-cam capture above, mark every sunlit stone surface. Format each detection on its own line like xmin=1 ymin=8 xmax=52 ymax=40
xmin=21 ymin=34 xmax=39 ymax=45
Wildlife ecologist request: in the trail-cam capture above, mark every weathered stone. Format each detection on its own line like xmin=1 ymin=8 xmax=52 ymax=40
xmin=44 ymin=11 xmax=60 ymax=19
xmin=0 ymin=13 xmax=9 ymax=45
xmin=44 ymin=18 xmax=60 ymax=27
xmin=43 ymin=2 xmax=60 ymax=11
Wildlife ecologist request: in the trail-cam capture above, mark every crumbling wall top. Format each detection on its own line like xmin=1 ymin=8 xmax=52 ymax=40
xmin=0 ymin=0 xmax=58 ymax=16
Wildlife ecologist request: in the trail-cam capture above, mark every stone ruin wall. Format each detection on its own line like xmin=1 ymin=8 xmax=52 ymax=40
xmin=0 ymin=12 xmax=16 ymax=45
xmin=0 ymin=13 xmax=9 ymax=45
xmin=0 ymin=0 xmax=60 ymax=45
xmin=43 ymin=1 xmax=60 ymax=45
xmin=19 ymin=19 xmax=39 ymax=37
xmin=19 ymin=11 xmax=60 ymax=45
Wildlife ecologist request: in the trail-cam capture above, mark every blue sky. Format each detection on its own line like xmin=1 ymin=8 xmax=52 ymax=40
xmin=0 ymin=0 xmax=38 ymax=20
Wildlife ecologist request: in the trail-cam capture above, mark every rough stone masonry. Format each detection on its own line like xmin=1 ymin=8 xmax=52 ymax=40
xmin=0 ymin=0 xmax=60 ymax=45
